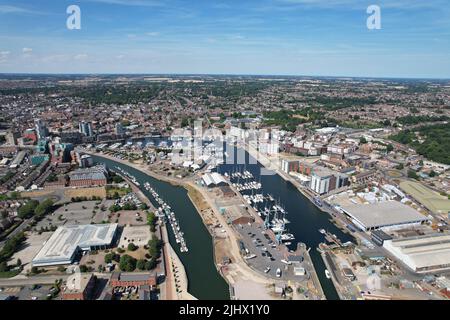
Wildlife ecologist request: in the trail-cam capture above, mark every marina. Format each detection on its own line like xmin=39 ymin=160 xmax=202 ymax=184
xmin=114 ymin=166 xmax=190 ymax=253
xmin=143 ymin=181 xmax=189 ymax=253
xmin=216 ymin=145 xmax=355 ymax=300
xmin=225 ymin=168 xmax=296 ymax=246
xmin=92 ymin=155 xmax=230 ymax=300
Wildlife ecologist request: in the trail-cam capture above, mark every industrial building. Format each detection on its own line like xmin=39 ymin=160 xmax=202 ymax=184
xmin=201 ymin=172 xmax=227 ymax=187
xmin=32 ymin=224 xmax=118 ymax=267
xmin=383 ymin=233 xmax=450 ymax=273
xmin=340 ymin=201 xmax=429 ymax=231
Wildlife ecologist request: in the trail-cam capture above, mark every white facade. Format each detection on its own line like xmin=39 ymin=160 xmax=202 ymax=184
xmin=383 ymin=233 xmax=450 ymax=273
xmin=310 ymin=174 xmax=331 ymax=195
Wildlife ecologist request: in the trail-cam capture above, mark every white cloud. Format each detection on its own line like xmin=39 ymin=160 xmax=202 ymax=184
xmin=22 ymin=47 xmax=33 ymax=54
xmin=146 ymin=32 xmax=160 ymax=36
xmin=84 ymin=0 xmax=164 ymax=7
xmin=116 ymin=55 xmax=125 ymax=59
xmin=0 ymin=51 xmax=10 ymax=63
xmin=230 ymin=34 xmax=246 ymax=40
xmin=0 ymin=5 xmax=30 ymax=14
xmin=74 ymin=54 xmax=88 ymax=60
xmin=275 ymin=0 xmax=447 ymax=10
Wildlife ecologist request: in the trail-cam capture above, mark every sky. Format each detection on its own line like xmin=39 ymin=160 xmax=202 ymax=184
xmin=0 ymin=0 xmax=449 ymax=78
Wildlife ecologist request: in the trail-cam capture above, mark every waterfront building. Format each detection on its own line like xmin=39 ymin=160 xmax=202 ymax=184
xmin=383 ymin=233 xmax=450 ymax=273
xmin=110 ymin=272 xmax=157 ymax=288
xmin=281 ymin=159 xmax=299 ymax=173
xmin=202 ymin=172 xmax=227 ymax=187
xmin=69 ymin=164 xmax=107 ymax=187
xmin=340 ymin=201 xmax=429 ymax=232
xmin=310 ymin=167 xmax=348 ymax=195
xmin=79 ymin=154 xmax=94 ymax=168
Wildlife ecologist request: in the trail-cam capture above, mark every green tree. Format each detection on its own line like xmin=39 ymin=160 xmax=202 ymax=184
xmin=17 ymin=200 xmax=39 ymax=219
xmin=127 ymin=243 xmax=138 ymax=251
xmin=119 ymin=255 xmax=137 ymax=272
xmin=147 ymin=212 xmax=157 ymax=232
xmin=109 ymin=204 xmax=121 ymax=212
xmin=148 ymin=239 xmax=163 ymax=259
xmin=145 ymin=258 xmax=157 ymax=270
xmin=136 ymin=259 xmax=146 ymax=270
xmin=104 ymin=253 xmax=113 ymax=264
xmin=407 ymin=169 xmax=419 ymax=180
xmin=0 ymin=261 xmax=8 ymax=272
xmin=34 ymin=198 xmax=54 ymax=218
xmin=79 ymin=265 xmax=88 ymax=273
xmin=112 ymin=175 xmax=124 ymax=183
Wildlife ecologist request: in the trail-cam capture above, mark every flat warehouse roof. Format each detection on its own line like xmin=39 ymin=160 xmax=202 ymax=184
xmin=32 ymin=223 xmax=118 ymax=266
xmin=341 ymin=201 xmax=428 ymax=229
xmin=385 ymin=233 xmax=450 ymax=271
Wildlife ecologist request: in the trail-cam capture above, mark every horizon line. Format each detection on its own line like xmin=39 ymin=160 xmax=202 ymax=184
xmin=1 ymin=72 xmax=450 ymax=81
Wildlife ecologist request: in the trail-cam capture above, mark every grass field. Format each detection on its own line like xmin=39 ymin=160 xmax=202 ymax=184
xmin=0 ymin=269 xmax=20 ymax=278
xmin=400 ymin=181 xmax=450 ymax=215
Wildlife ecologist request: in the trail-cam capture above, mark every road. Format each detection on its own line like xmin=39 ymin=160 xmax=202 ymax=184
xmin=0 ymin=275 xmax=69 ymax=287
xmin=0 ymin=218 xmax=33 ymax=250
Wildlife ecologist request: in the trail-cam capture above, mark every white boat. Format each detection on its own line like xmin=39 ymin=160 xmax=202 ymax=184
xmin=325 ymin=269 xmax=331 ymax=279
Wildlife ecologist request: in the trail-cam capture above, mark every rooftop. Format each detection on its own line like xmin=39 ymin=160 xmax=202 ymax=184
xmin=32 ymin=223 xmax=118 ymax=266
xmin=341 ymin=201 xmax=429 ymax=229
xmin=385 ymin=233 xmax=450 ymax=271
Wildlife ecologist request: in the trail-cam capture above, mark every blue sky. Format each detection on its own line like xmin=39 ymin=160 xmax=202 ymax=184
xmin=0 ymin=0 xmax=449 ymax=78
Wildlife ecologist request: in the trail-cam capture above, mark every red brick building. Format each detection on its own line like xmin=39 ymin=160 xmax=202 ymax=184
xmin=110 ymin=272 xmax=157 ymax=287
xmin=62 ymin=273 xmax=96 ymax=300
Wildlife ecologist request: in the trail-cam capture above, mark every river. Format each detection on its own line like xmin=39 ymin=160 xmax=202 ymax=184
xmin=91 ymin=155 xmax=230 ymax=300
xmin=215 ymin=146 xmax=355 ymax=300
xmin=93 ymin=145 xmax=354 ymax=300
